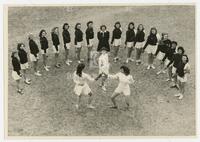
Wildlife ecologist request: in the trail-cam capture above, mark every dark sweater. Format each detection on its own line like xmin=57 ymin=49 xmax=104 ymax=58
xmin=40 ymin=36 xmax=49 ymax=50
xmin=176 ymin=61 xmax=187 ymax=77
xmin=125 ymin=29 xmax=135 ymax=44
xmin=162 ymin=48 xmax=176 ymax=62
xmin=62 ymin=29 xmax=71 ymax=44
xmin=12 ymin=57 xmax=21 ymax=75
xmin=111 ymin=28 xmax=122 ymax=44
xmin=29 ymin=39 xmax=39 ymax=57
xmin=18 ymin=49 xmax=28 ymax=64
xmin=143 ymin=34 xmax=158 ymax=49
xmin=85 ymin=28 xmax=94 ymax=45
xmin=135 ymin=30 xmax=145 ymax=43
xmin=97 ymin=31 xmax=110 ymax=52
xmin=167 ymin=53 xmax=183 ymax=68
xmin=155 ymin=39 xmax=172 ymax=56
xmin=51 ymin=33 xmax=60 ymax=46
xmin=74 ymin=29 xmax=83 ymax=45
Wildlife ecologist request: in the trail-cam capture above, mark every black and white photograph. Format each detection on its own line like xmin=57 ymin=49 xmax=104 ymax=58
xmin=4 ymin=4 xmax=196 ymax=137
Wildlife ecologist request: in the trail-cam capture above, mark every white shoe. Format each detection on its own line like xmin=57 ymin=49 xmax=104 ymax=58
xmin=156 ymin=71 xmax=162 ymax=75
xmin=46 ymin=65 xmax=50 ymax=68
xmin=178 ymin=94 xmax=183 ymax=100
xmin=78 ymin=60 xmax=81 ymax=64
xmin=126 ymin=59 xmax=129 ymax=63
xmin=162 ymin=70 xmax=166 ymax=74
xmin=75 ymin=104 xmax=79 ymax=109
xmin=35 ymin=71 xmax=42 ymax=76
xmin=129 ymin=58 xmax=134 ymax=62
xmin=44 ymin=66 xmax=49 ymax=71
xmin=174 ymin=93 xmax=181 ymax=97
xmin=165 ymin=78 xmax=171 ymax=82
xmin=87 ymin=105 xmax=95 ymax=109
xmin=151 ymin=65 xmax=155 ymax=69
xmin=102 ymin=86 xmax=107 ymax=91
xmin=65 ymin=61 xmax=70 ymax=66
xmin=147 ymin=65 xmax=151 ymax=70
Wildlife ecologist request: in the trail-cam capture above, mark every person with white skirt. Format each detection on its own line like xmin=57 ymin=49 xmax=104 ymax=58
xmin=143 ymin=27 xmax=160 ymax=70
xmin=162 ymin=41 xmax=177 ymax=81
xmin=73 ymin=63 xmax=95 ymax=109
xmin=17 ymin=43 xmax=31 ymax=85
xmin=108 ymin=65 xmax=135 ymax=110
xmin=39 ymin=29 xmax=50 ymax=71
xmin=111 ymin=22 xmax=122 ymax=62
xmin=11 ymin=51 xmax=23 ymax=94
xmin=28 ymin=33 xmax=42 ymax=76
xmin=175 ymin=55 xmax=190 ymax=100
xmin=135 ymin=24 xmax=145 ymax=65
xmin=62 ymin=23 xmax=72 ymax=66
xmin=95 ymin=47 xmax=110 ymax=91
xmin=125 ymin=22 xmax=136 ymax=63
xmin=154 ymin=33 xmax=172 ymax=75
xmin=74 ymin=23 xmax=83 ymax=64
xmin=51 ymin=27 xmax=61 ymax=68
xmin=85 ymin=21 xmax=94 ymax=63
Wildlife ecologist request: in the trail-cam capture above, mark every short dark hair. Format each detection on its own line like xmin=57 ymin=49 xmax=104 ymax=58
xmin=150 ymin=27 xmax=157 ymax=35
xmin=87 ymin=21 xmax=93 ymax=27
xmin=120 ymin=65 xmax=130 ymax=76
xmin=177 ymin=46 xmax=185 ymax=54
xmin=100 ymin=25 xmax=107 ymax=30
xmin=39 ymin=29 xmax=46 ymax=38
xmin=75 ymin=23 xmax=81 ymax=30
xmin=171 ymin=41 xmax=178 ymax=46
xmin=114 ymin=21 xmax=121 ymax=28
xmin=137 ymin=24 xmax=144 ymax=31
xmin=17 ymin=43 xmax=25 ymax=50
xmin=63 ymin=23 xmax=69 ymax=30
xmin=11 ymin=51 xmax=17 ymax=58
xmin=128 ymin=22 xmax=135 ymax=30
xmin=182 ymin=54 xmax=189 ymax=63
xmin=76 ymin=63 xmax=85 ymax=77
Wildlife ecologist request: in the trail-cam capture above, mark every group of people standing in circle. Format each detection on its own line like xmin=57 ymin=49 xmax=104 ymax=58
xmin=11 ymin=20 xmax=191 ymax=110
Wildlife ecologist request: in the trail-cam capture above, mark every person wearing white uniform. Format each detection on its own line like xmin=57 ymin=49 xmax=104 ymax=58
xmin=73 ymin=63 xmax=95 ymax=109
xmin=108 ymin=66 xmax=135 ymax=109
xmin=95 ymin=47 xmax=110 ymax=91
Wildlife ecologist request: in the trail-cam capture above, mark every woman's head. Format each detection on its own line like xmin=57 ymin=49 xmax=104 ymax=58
xmin=128 ymin=22 xmax=135 ymax=30
xmin=87 ymin=21 xmax=93 ymax=28
xmin=17 ymin=43 xmax=25 ymax=51
xmin=182 ymin=54 xmax=189 ymax=63
xmin=11 ymin=51 xmax=17 ymax=58
xmin=28 ymin=33 xmax=34 ymax=40
xmin=150 ymin=27 xmax=157 ymax=35
xmin=120 ymin=65 xmax=130 ymax=76
xmin=63 ymin=23 xmax=69 ymax=30
xmin=51 ymin=27 xmax=59 ymax=34
xmin=39 ymin=29 xmax=47 ymax=38
xmin=114 ymin=21 xmax=121 ymax=29
xmin=75 ymin=23 xmax=81 ymax=30
xmin=76 ymin=63 xmax=85 ymax=77
xmin=162 ymin=33 xmax=168 ymax=40
xmin=137 ymin=24 xmax=144 ymax=31
xmin=171 ymin=41 xmax=177 ymax=49
xmin=100 ymin=25 xmax=107 ymax=31
xmin=177 ymin=46 xmax=185 ymax=55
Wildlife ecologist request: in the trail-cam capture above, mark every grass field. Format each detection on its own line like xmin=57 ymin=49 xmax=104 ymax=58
xmin=7 ymin=6 xmax=195 ymax=136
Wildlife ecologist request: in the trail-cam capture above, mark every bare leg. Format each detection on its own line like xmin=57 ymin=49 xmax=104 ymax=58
xmin=125 ymin=96 xmax=130 ymax=108
xmin=65 ymin=49 xmax=69 ymax=61
xmin=87 ymin=46 xmax=92 ymax=62
xmin=42 ymin=54 xmax=46 ymax=66
xmin=111 ymin=92 xmax=120 ymax=107
xmin=148 ymin=54 xmax=151 ymax=65
xmin=114 ymin=46 xmax=120 ymax=58
xmin=87 ymin=92 xmax=93 ymax=105
xmin=76 ymin=95 xmax=82 ymax=109
xmin=168 ymin=66 xmax=172 ymax=80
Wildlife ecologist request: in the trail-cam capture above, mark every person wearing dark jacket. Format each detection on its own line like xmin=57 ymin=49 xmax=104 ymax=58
xmin=51 ymin=27 xmax=61 ymax=68
xmin=143 ymin=27 xmax=160 ymax=70
xmin=62 ymin=23 xmax=72 ymax=65
xmin=162 ymin=41 xmax=177 ymax=81
xmin=111 ymin=22 xmax=122 ymax=62
xmin=155 ymin=33 xmax=172 ymax=75
xmin=175 ymin=54 xmax=190 ymax=100
xmin=74 ymin=23 xmax=83 ymax=63
xmin=17 ymin=43 xmax=31 ymax=85
xmin=97 ymin=25 xmax=110 ymax=52
xmin=85 ymin=21 xmax=94 ymax=62
xmin=134 ymin=24 xmax=145 ymax=65
xmin=39 ymin=29 xmax=50 ymax=71
xmin=125 ymin=22 xmax=136 ymax=63
xmin=28 ymin=33 xmax=41 ymax=77
xmin=166 ymin=46 xmax=185 ymax=89
xmin=11 ymin=51 xmax=23 ymax=94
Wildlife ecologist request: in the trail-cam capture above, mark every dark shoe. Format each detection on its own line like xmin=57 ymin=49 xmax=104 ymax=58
xmin=109 ymin=106 xmax=118 ymax=109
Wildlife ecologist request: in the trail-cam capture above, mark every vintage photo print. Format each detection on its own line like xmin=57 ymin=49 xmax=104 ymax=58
xmin=4 ymin=4 xmax=196 ymax=137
